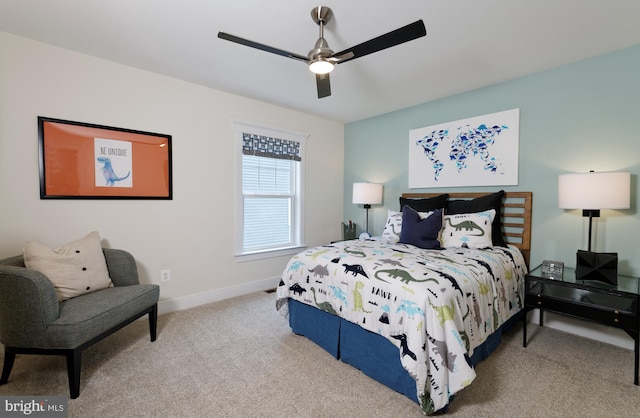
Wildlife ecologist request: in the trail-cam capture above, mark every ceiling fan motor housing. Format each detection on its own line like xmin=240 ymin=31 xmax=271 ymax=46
xmin=309 ymin=37 xmax=333 ymax=61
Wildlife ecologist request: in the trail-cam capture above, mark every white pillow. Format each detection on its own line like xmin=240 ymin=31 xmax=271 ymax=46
xmin=23 ymin=231 xmax=113 ymax=301
xmin=441 ymin=209 xmax=495 ymax=249
xmin=381 ymin=209 xmax=434 ymax=243
xmin=381 ymin=210 xmax=403 ymax=242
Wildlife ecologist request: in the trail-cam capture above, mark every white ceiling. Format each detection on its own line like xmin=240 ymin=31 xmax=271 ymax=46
xmin=1 ymin=1 xmax=640 ymax=123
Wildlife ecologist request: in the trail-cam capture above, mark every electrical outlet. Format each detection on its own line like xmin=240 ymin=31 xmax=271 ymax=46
xmin=160 ymin=269 xmax=171 ymax=282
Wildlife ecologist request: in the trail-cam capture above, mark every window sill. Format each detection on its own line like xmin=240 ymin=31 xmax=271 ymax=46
xmin=234 ymin=245 xmax=306 ymax=263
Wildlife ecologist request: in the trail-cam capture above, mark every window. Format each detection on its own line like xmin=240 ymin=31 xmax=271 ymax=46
xmin=233 ymin=122 xmax=306 ymax=260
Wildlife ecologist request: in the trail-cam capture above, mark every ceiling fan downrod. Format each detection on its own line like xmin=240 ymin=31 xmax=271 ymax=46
xmin=308 ymin=6 xmax=335 ymax=74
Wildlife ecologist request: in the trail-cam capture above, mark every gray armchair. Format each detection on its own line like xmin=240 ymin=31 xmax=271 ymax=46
xmin=0 ymin=248 xmax=159 ymax=398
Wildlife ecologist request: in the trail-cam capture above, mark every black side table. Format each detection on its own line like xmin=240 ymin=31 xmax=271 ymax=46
xmin=523 ymin=264 xmax=640 ymax=385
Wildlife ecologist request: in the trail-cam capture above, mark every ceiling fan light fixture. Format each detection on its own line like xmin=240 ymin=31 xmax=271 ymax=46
xmin=309 ymin=58 xmax=334 ymax=74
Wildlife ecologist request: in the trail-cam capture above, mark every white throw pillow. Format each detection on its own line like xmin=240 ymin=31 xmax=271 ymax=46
xmin=381 ymin=209 xmax=434 ymax=243
xmin=441 ymin=209 xmax=495 ymax=249
xmin=23 ymin=231 xmax=113 ymax=301
xmin=381 ymin=210 xmax=403 ymax=242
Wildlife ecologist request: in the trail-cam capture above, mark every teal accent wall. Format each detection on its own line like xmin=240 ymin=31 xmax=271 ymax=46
xmin=344 ymin=45 xmax=640 ymax=274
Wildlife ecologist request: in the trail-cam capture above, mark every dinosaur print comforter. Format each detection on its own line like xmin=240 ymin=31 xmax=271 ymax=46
xmin=276 ymin=238 xmax=527 ymax=414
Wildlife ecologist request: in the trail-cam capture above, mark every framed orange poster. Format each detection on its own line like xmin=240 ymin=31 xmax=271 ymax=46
xmin=38 ymin=117 xmax=172 ymax=199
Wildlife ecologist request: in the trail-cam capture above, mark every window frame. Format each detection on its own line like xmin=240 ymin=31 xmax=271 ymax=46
xmin=232 ymin=121 xmax=307 ymax=262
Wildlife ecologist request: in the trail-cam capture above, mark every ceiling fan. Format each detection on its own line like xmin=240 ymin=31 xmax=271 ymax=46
xmin=218 ymin=6 xmax=426 ymax=99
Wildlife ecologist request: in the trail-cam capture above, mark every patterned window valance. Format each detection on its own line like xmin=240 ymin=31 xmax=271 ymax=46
xmin=242 ymin=133 xmax=301 ymax=161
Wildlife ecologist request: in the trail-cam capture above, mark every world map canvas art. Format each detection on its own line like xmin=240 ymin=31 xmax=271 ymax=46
xmin=408 ymin=108 xmax=520 ymax=188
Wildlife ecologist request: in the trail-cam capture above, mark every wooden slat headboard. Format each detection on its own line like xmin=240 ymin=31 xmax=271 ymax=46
xmin=401 ymin=192 xmax=533 ymax=267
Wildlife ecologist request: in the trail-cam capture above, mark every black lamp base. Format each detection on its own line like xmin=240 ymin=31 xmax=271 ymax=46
xmin=582 ymin=209 xmax=600 ymax=252
xmin=363 ymin=204 xmax=371 ymax=233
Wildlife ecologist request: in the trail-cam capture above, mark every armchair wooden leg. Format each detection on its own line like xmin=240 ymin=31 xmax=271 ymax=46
xmin=65 ymin=348 xmax=82 ymax=399
xmin=149 ymin=304 xmax=158 ymax=342
xmin=0 ymin=347 xmax=16 ymax=385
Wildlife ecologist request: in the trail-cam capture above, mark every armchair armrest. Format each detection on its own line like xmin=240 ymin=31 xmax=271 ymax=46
xmin=0 ymin=265 xmax=59 ymax=347
xmin=103 ymin=248 xmax=140 ymax=287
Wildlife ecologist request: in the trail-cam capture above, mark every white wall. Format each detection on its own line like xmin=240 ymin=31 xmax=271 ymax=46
xmin=0 ymin=32 xmax=345 ymax=313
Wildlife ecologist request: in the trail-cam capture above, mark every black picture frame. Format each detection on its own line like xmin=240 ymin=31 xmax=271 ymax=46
xmin=38 ymin=117 xmax=172 ymax=199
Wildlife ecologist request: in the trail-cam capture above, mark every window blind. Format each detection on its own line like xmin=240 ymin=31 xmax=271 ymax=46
xmin=241 ymin=135 xmax=298 ymax=251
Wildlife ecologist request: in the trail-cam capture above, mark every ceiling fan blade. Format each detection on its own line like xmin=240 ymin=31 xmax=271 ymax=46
xmin=316 ymin=73 xmax=331 ymax=98
xmin=218 ymin=32 xmax=309 ymax=63
xmin=327 ymin=51 xmax=354 ymax=64
xmin=333 ymin=20 xmax=426 ymax=64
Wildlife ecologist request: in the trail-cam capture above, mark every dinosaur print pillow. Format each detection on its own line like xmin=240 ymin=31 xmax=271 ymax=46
xmin=381 ymin=209 xmax=434 ymax=243
xmin=441 ymin=209 xmax=495 ymax=249
xmin=445 ymin=190 xmax=505 ymax=246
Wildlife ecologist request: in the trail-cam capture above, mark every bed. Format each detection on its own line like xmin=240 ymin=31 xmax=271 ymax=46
xmin=276 ymin=191 xmax=532 ymax=414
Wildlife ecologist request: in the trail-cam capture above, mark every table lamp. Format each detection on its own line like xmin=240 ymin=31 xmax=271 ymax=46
xmin=352 ymin=182 xmax=383 ymax=236
xmin=558 ymin=170 xmax=630 ymax=251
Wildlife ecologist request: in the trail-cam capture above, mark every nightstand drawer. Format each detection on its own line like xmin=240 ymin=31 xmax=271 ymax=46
xmin=528 ymin=294 xmax=637 ymax=330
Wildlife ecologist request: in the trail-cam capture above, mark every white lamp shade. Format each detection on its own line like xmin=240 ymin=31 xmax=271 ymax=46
xmin=558 ymin=171 xmax=630 ymax=210
xmin=352 ymin=183 xmax=383 ymax=205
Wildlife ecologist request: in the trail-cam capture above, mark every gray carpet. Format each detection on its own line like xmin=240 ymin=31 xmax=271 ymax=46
xmin=1 ymin=291 xmax=638 ymax=417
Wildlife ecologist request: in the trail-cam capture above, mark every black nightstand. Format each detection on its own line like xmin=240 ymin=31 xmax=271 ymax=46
xmin=523 ymin=264 xmax=640 ymax=385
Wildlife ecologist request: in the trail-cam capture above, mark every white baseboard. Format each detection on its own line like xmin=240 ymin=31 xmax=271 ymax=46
xmin=157 ymin=276 xmax=281 ymax=315
xmin=526 ymin=309 xmax=634 ymax=351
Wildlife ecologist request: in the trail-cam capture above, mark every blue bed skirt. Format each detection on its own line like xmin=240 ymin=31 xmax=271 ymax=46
xmin=288 ymin=299 xmax=521 ymax=406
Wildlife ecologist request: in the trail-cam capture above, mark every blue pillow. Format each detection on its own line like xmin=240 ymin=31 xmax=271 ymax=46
xmin=399 ymin=206 xmax=443 ymax=250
